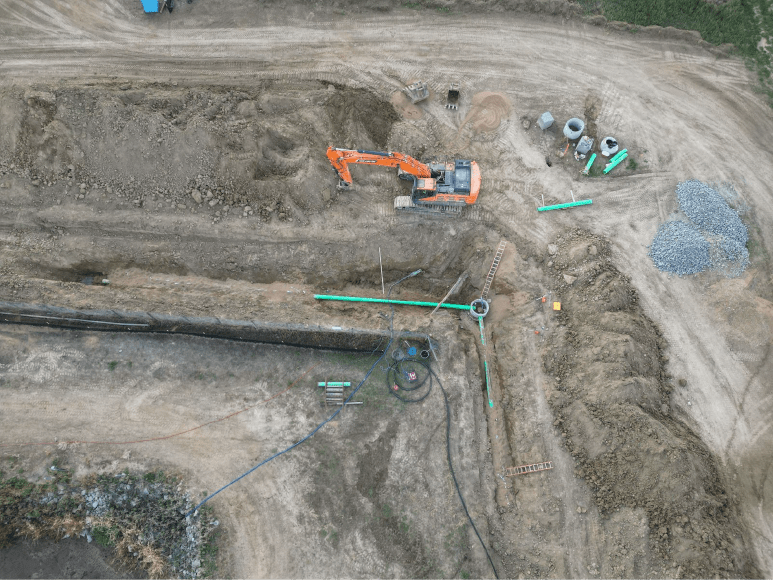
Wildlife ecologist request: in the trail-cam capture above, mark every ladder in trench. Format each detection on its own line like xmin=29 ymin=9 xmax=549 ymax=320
xmin=481 ymin=240 xmax=507 ymax=301
xmin=504 ymin=461 xmax=553 ymax=477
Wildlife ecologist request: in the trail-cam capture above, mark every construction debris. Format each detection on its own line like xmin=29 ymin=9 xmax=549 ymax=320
xmin=574 ymin=136 xmax=593 ymax=160
xmin=403 ymin=81 xmax=429 ymax=104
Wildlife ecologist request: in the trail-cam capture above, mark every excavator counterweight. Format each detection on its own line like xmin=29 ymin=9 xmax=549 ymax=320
xmin=326 ymin=147 xmax=480 ymax=215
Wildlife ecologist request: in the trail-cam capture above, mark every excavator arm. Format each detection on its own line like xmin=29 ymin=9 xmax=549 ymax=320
xmin=326 ymin=147 xmax=433 ymax=186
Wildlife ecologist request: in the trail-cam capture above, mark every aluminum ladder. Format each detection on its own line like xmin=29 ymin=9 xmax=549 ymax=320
xmin=504 ymin=461 xmax=553 ymax=477
xmin=481 ymin=240 xmax=507 ymax=301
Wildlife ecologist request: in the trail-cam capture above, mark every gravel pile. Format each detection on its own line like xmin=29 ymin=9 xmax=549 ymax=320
xmin=650 ymin=180 xmax=749 ymax=277
xmin=677 ymin=180 xmax=747 ymax=244
xmin=649 ymin=221 xmax=711 ymax=276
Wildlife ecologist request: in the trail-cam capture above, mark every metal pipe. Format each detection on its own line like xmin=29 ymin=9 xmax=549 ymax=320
xmin=314 ymin=295 xmax=470 ymax=310
xmin=537 ymin=199 xmax=593 ymax=212
xmin=603 ymin=152 xmax=628 ymax=174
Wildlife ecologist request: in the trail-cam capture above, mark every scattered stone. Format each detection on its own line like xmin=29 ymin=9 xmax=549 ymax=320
xmin=563 ymin=274 xmax=577 ymax=285
xmin=191 ymin=190 xmax=202 ymax=204
xmin=548 ymin=244 xmax=558 ymax=256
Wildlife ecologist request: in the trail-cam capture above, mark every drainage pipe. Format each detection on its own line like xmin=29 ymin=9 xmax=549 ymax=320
xmin=603 ymin=152 xmax=628 ymax=174
xmin=608 ymin=148 xmax=628 ymax=164
xmin=538 ymin=199 xmax=592 ymax=212
xmin=584 ymin=153 xmax=597 ymax=173
xmin=314 ymin=294 xmax=469 ymax=310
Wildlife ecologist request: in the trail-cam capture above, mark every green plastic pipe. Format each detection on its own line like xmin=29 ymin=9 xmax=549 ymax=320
xmin=608 ymin=148 xmax=628 ymax=164
xmin=603 ymin=152 xmax=628 ymax=174
xmin=318 ymin=382 xmax=351 ymax=387
xmin=479 ymin=317 xmax=493 ymax=408
xmin=538 ymin=199 xmax=593 ymax=212
xmin=484 ymin=361 xmax=493 ymax=408
xmin=584 ymin=153 xmax=596 ymax=173
xmin=314 ymin=295 xmax=470 ymax=310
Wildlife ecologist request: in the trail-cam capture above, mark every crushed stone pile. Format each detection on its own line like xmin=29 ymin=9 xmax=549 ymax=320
xmin=649 ymin=180 xmax=749 ymax=277
xmin=649 ymin=220 xmax=711 ymax=276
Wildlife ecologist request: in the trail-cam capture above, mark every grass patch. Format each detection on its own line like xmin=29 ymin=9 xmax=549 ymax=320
xmin=92 ymin=524 xmax=118 ymax=547
xmin=627 ymin=158 xmax=638 ymax=170
xmin=598 ymin=0 xmax=773 ymax=105
xmin=108 ymin=361 xmax=118 ymax=371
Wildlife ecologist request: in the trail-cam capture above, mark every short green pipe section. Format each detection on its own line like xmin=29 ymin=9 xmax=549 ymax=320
xmin=603 ymin=152 xmax=628 ymax=174
xmin=318 ymin=381 xmax=351 ymax=387
xmin=584 ymin=153 xmax=596 ymax=173
xmin=315 ymin=295 xmax=470 ymax=310
xmin=608 ymin=148 xmax=628 ymax=164
xmin=538 ymin=199 xmax=593 ymax=212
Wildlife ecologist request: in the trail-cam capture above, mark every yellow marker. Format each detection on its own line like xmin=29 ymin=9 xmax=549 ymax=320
xmin=553 ymin=302 xmax=561 ymax=311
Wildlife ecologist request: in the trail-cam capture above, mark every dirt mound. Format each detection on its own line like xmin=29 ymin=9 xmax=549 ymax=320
xmin=541 ymin=230 xmax=758 ymax=578
xmin=0 ymin=82 xmax=403 ymax=224
xmin=325 ymin=86 xmax=400 ymax=149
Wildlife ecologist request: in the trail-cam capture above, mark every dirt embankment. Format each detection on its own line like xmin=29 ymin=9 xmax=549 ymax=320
xmin=1 ymin=81 xmax=398 ymax=225
xmin=539 ymin=230 xmax=758 ymax=578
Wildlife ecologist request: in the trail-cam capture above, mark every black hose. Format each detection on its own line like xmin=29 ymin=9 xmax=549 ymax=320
xmin=386 ymin=353 xmax=499 ymax=578
xmin=432 ymin=365 xmax=499 ymax=579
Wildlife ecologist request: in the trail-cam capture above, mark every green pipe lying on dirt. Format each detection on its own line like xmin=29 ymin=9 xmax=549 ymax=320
xmin=604 ymin=152 xmax=628 ymax=174
xmin=314 ymin=295 xmax=470 ymax=310
xmin=583 ymin=153 xmax=597 ymax=173
xmin=538 ymin=199 xmax=593 ymax=212
xmin=608 ymin=148 xmax=628 ymax=163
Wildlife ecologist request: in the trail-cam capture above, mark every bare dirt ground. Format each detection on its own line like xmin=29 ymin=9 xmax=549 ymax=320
xmin=1 ymin=0 xmax=772 ymax=577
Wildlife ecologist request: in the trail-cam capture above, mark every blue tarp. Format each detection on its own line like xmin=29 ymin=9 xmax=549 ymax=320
xmin=140 ymin=0 xmax=159 ymax=12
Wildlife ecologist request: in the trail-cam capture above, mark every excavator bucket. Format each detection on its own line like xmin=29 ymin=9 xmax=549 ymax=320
xmin=403 ymin=81 xmax=429 ymax=104
xmin=445 ymin=83 xmax=460 ymax=110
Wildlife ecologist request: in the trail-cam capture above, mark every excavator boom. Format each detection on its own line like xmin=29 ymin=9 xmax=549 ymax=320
xmin=326 ymin=146 xmax=480 ymax=214
xmin=326 ymin=147 xmax=432 ymax=185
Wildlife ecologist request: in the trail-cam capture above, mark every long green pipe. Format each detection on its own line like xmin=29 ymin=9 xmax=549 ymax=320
xmin=538 ymin=199 xmax=592 ymax=212
xmin=603 ymin=152 xmax=628 ymax=174
xmin=479 ymin=317 xmax=493 ymax=408
xmin=314 ymin=295 xmax=470 ymax=310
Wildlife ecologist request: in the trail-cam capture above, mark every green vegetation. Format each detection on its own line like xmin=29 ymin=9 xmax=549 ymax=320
xmin=92 ymin=524 xmax=119 ymax=547
xmin=108 ymin=361 xmax=118 ymax=371
xmin=582 ymin=0 xmax=773 ymax=104
xmin=627 ymin=158 xmax=638 ymax=170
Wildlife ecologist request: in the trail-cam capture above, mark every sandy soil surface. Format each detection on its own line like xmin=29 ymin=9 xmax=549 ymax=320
xmin=1 ymin=0 xmax=772 ymax=577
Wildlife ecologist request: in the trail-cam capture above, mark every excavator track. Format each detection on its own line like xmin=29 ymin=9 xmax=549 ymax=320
xmin=394 ymin=196 xmax=463 ymax=216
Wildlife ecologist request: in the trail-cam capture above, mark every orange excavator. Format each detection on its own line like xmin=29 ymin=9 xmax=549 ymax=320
xmin=326 ymin=147 xmax=481 ymax=215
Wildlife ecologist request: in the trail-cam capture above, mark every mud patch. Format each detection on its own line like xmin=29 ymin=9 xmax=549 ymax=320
xmin=461 ymin=92 xmax=511 ymax=134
